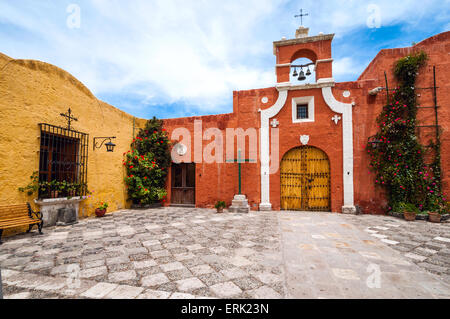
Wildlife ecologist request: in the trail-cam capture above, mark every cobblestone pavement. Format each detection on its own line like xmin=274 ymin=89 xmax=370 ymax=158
xmin=1 ymin=208 xmax=449 ymax=299
xmin=354 ymin=214 xmax=450 ymax=283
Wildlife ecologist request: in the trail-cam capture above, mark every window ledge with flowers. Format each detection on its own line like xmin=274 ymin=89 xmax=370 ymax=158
xmin=18 ymin=172 xmax=91 ymax=227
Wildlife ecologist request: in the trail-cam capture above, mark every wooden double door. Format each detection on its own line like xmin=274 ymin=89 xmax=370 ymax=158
xmin=280 ymin=146 xmax=331 ymax=211
xmin=171 ymin=163 xmax=195 ymax=205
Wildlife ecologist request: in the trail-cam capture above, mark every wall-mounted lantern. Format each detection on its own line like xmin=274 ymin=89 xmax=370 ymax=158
xmin=368 ymin=137 xmax=383 ymax=149
xmin=93 ymin=137 xmax=117 ymax=152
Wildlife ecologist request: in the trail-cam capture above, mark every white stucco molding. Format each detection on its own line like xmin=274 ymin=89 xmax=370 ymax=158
xmin=321 ymin=86 xmax=356 ymax=213
xmin=259 ymin=88 xmax=289 ymax=211
xmin=292 ymin=96 xmax=315 ymax=123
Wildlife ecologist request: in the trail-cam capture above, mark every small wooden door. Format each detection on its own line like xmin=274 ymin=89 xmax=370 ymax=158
xmin=280 ymin=146 xmax=330 ymax=211
xmin=171 ymin=163 xmax=195 ymax=205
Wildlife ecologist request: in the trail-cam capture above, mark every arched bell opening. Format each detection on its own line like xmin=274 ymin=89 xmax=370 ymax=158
xmin=290 ymin=57 xmax=316 ymax=84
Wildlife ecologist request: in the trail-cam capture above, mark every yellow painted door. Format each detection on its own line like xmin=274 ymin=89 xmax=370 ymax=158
xmin=280 ymin=146 xmax=330 ymax=211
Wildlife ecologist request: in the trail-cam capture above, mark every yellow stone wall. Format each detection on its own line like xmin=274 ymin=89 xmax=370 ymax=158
xmin=0 ymin=52 xmax=147 ymax=236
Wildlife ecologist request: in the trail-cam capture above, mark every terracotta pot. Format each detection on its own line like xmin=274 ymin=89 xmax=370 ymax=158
xmin=404 ymin=211 xmax=416 ymax=221
xmin=95 ymin=208 xmax=107 ymax=218
xmin=428 ymin=212 xmax=441 ymax=223
xmin=217 ymin=207 xmax=224 ymax=214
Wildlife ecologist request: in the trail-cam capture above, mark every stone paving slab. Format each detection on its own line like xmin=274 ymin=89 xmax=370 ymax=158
xmin=280 ymin=212 xmax=450 ymax=299
xmin=355 ymin=214 xmax=450 ymax=283
xmin=1 ymin=207 xmax=450 ymax=299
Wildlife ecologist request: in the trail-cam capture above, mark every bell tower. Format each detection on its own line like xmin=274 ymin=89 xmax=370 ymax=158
xmin=273 ymin=26 xmax=334 ymax=84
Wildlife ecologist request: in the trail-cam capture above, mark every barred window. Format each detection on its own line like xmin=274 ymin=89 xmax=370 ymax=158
xmin=38 ymin=124 xmax=89 ymax=198
xmin=296 ymin=104 xmax=309 ymax=119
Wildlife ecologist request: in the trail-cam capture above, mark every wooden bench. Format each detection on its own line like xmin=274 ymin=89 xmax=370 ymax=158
xmin=0 ymin=203 xmax=43 ymax=244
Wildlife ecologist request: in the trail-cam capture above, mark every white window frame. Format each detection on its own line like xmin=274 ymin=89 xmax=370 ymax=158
xmin=292 ymin=96 xmax=314 ymax=123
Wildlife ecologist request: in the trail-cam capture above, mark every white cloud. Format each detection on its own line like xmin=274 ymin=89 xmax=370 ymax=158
xmin=333 ymin=57 xmax=365 ymax=78
xmin=0 ymin=0 xmax=447 ymax=115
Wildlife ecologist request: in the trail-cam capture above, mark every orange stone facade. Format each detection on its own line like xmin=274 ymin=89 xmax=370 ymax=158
xmin=162 ymin=29 xmax=450 ymax=214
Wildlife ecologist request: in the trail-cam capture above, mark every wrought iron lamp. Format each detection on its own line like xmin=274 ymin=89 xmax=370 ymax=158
xmin=93 ymin=137 xmax=117 ymax=152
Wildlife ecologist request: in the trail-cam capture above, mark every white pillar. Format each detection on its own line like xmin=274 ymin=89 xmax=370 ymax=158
xmin=321 ymin=85 xmax=356 ymax=213
xmin=259 ymin=89 xmax=288 ymax=211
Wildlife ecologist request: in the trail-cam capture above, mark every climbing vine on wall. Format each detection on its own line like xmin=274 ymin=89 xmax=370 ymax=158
xmin=123 ymin=117 xmax=171 ymax=205
xmin=366 ymin=51 xmax=446 ymax=213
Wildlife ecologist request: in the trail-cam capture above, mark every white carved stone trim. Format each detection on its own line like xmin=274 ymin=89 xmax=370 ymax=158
xmin=321 ymin=86 xmax=355 ymax=211
xmin=259 ymin=88 xmax=289 ymax=210
xmin=315 ymin=58 xmax=334 ymax=69
xmin=300 ymin=135 xmax=310 ymax=145
xmin=332 ymin=114 xmax=342 ymax=125
xmin=322 ymin=86 xmax=345 ymax=114
xmin=275 ymin=82 xmax=292 ymax=90
xmin=276 ymin=82 xmax=334 ymax=91
xmin=317 ymin=78 xmax=335 ymax=85
xmin=276 ymin=63 xmax=292 ymax=68
xmin=292 ymin=96 xmax=314 ymax=123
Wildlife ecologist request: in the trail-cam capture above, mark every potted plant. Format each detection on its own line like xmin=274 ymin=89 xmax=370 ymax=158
xmin=427 ymin=197 xmax=443 ymax=223
xmin=39 ymin=181 xmax=50 ymax=199
xmin=67 ymin=182 xmax=77 ymax=198
xmin=401 ymin=202 xmax=419 ymax=221
xmin=95 ymin=202 xmax=109 ymax=218
xmin=427 ymin=211 xmax=441 ymax=223
xmin=49 ymin=180 xmax=60 ymax=198
xmin=215 ymin=201 xmax=226 ymax=214
xmin=58 ymin=180 xmax=70 ymax=197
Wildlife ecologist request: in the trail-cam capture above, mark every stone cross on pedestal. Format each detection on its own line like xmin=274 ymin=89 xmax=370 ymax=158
xmin=270 ymin=119 xmax=279 ymax=128
xmin=226 ymin=149 xmax=256 ymax=213
xmin=332 ymin=114 xmax=342 ymax=125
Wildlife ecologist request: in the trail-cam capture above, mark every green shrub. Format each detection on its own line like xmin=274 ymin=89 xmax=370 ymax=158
xmin=367 ymin=51 xmax=447 ymax=212
xmin=123 ymin=117 xmax=171 ymax=205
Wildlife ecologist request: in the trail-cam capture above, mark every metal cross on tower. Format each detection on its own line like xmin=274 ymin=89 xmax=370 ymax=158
xmin=60 ymin=108 xmax=78 ymax=130
xmin=295 ymin=9 xmax=309 ymax=26
xmin=226 ymin=149 xmax=256 ymax=195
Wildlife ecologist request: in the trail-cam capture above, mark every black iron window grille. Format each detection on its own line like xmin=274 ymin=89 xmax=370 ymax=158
xmin=296 ymin=104 xmax=309 ymax=119
xmin=38 ymin=123 xmax=89 ymax=198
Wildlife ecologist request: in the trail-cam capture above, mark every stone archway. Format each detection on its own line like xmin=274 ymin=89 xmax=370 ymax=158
xmin=280 ymin=146 xmax=331 ymax=211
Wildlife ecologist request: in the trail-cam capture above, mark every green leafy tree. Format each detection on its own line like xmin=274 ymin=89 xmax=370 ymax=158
xmin=123 ymin=117 xmax=171 ymax=205
xmin=366 ymin=52 xmax=446 ymax=212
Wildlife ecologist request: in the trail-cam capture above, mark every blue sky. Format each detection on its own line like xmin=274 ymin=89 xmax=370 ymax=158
xmin=0 ymin=0 xmax=449 ymax=119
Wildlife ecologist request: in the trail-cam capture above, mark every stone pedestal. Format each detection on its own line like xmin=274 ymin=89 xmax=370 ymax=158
xmin=342 ymin=205 xmax=357 ymax=215
xmin=259 ymin=203 xmax=272 ymax=211
xmin=35 ymin=197 xmax=87 ymax=227
xmin=229 ymin=195 xmax=250 ymax=214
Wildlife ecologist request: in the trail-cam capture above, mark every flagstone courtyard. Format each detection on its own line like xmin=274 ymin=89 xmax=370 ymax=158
xmin=1 ymin=208 xmax=450 ymax=299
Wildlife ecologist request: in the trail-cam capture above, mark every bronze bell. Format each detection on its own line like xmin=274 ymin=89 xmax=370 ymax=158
xmin=292 ymin=68 xmax=298 ymax=77
xmin=298 ymin=69 xmax=306 ymax=81
xmin=306 ymin=67 xmax=312 ymax=76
